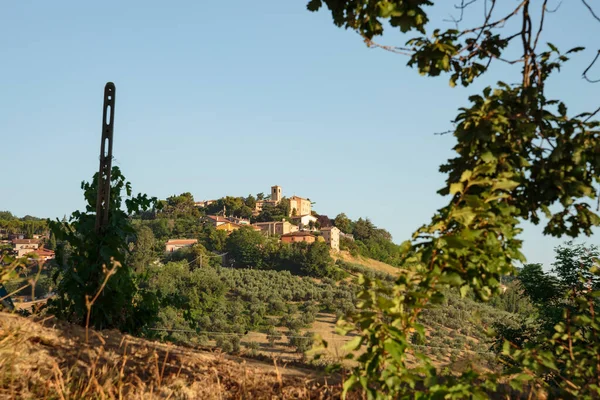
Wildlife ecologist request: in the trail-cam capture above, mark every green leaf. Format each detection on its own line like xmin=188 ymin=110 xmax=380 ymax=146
xmin=440 ymin=272 xmax=463 ymax=286
xmin=492 ymin=180 xmax=519 ymax=191
xmin=444 ymin=235 xmax=469 ymax=248
xmin=460 ymin=170 xmax=472 ymax=182
xmin=449 ymin=182 xmax=464 ymax=195
xmin=480 ymin=152 xmax=496 ymax=163
xmin=384 ymin=340 xmax=405 ymax=362
xmin=342 ymin=375 xmax=358 ymax=398
xmin=451 ymin=207 xmax=476 ymax=226
xmin=343 ymin=336 xmax=363 ymax=352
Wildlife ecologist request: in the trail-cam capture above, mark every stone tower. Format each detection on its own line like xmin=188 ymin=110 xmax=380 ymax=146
xmin=271 ymin=185 xmax=282 ymax=204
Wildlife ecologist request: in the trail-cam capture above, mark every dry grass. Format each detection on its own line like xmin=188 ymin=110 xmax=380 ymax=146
xmin=0 ymin=312 xmax=356 ymax=399
xmin=332 ymin=251 xmax=400 ymax=276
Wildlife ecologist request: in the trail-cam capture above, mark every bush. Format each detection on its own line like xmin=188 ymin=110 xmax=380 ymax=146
xmin=266 ymin=326 xmax=282 ymax=346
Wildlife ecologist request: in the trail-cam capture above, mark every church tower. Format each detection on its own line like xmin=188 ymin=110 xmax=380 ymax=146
xmin=271 ymin=185 xmax=282 ymax=204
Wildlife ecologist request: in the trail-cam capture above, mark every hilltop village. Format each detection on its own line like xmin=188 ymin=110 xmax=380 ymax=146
xmin=167 ymin=185 xmax=352 ymax=255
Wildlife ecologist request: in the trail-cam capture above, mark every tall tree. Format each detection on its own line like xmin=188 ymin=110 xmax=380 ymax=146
xmin=333 ymin=213 xmax=353 ymax=234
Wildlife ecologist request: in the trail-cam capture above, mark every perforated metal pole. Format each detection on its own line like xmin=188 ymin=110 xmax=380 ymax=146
xmin=95 ymin=82 xmax=116 ymax=233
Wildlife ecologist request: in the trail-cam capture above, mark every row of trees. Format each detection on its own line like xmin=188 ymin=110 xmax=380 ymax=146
xmin=0 ymin=211 xmax=48 ymax=238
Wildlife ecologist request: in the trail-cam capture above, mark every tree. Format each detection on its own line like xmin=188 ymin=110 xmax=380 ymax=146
xmin=245 ymin=194 xmax=257 ymax=210
xmin=518 ymin=263 xmax=560 ymax=305
xmin=333 ymin=213 xmax=353 ymax=234
xmin=47 ymin=167 xmax=158 ymax=333
xmin=47 ymin=231 xmax=57 ymax=251
xmin=309 ymin=1 xmax=600 ymax=398
xmin=552 ymin=241 xmax=600 ymax=294
xmin=128 ymin=225 xmax=158 ymax=273
xmin=0 ymin=211 xmax=16 ymax=221
xmin=352 ymin=218 xmax=375 ymax=241
xmin=266 ymin=325 xmax=282 ymax=346
xmin=162 ymin=192 xmax=199 ymax=219
xmin=225 ymin=227 xmax=266 ymax=269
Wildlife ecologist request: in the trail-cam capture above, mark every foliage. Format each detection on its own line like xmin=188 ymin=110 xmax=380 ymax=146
xmin=225 ymin=227 xmax=266 ymax=269
xmin=0 ymin=212 xmax=48 ymax=237
xmin=47 ymin=167 xmax=158 ymax=334
xmin=308 ymin=1 xmax=600 ymax=398
xmin=159 ymin=192 xmax=200 ymax=219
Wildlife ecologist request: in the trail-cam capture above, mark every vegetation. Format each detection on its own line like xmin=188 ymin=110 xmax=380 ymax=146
xmin=308 ymin=1 xmax=600 ymax=398
xmin=47 ymin=167 xmax=158 ymax=334
xmin=334 ymin=214 xmax=406 ymax=266
xmin=0 ymin=211 xmax=48 ymax=239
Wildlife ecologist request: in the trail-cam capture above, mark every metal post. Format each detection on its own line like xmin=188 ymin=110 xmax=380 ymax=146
xmin=95 ymin=83 xmax=116 ymax=233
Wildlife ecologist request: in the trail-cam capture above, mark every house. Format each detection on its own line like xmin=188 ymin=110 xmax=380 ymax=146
xmin=253 ymin=220 xmax=299 ymax=236
xmin=280 ymin=231 xmax=316 ymax=244
xmin=228 ymin=216 xmax=251 ymax=225
xmin=30 ymin=247 xmax=55 ymax=261
xmin=165 ymin=239 xmax=198 ymax=253
xmin=12 ymin=239 xmax=39 ymax=257
xmin=204 ymin=215 xmax=230 ymax=227
xmin=195 ymin=200 xmax=216 ymax=208
xmin=290 ymin=214 xmax=318 ymax=230
xmin=340 ymin=232 xmax=355 ymax=241
xmin=320 ymin=226 xmax=341 ymax=251
xmin=289 ymin=195 xmax=311 ymax=217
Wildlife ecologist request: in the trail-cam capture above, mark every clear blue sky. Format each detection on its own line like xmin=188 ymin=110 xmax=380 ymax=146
xmin=1 ymin=1 xmax=598 ymax=270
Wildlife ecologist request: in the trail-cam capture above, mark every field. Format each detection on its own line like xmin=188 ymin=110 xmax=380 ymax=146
xmin=0 ymin=312 xmax=355 ymax=399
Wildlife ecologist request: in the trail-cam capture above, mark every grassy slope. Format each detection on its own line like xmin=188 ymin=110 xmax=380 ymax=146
xmin=0 ymin=312 xmax=353 ymax=399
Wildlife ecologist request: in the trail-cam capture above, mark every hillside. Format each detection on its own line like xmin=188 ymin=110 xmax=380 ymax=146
xmin=0 ymin=312 xmax=353 ymax=399
xmin=332 ymin=250 xmax=400 ymax=276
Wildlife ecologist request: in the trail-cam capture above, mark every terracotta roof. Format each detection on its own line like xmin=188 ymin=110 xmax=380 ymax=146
xmin=31 ymin=248 xmax=55 ymax=257
xmin=166 ymin=239 xmax=198 ymax=245
xmin=320 ymin=226 xmax=339 ymax=231
xmin=12 ymin=239 xmax=39 ymax=245
xmin=281 ymin=231 xmax=315 ymax=238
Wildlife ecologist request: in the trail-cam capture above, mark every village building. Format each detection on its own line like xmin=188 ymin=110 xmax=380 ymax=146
xmin=165 ymin=239 xmax=198 ymax=253
xmin=253 ymin=220 xmax=298 ymax=236
xmin=195 ymin=200 xmax=216 ymax=208
xmin=30 ymin=247 xmax=55 ymax=261
xmin=289 ymin=195 xmax=311 ymax=217
xmin=280 ymin=231 xmax=316 ymax=245
xmin=290 ymin=214 xmax=318 ymax=231
xmin=203 ymin=215 xmax=230 ymax=227
xmin=320 ymin=226 xmax=341 ymax=251
xmin=227 ymin=216 xmax=251 ymax=225
xmin=254 ymin=185 xmax=282 ymax=215
xmin=12 ymin=239 xmax=40 ymax=257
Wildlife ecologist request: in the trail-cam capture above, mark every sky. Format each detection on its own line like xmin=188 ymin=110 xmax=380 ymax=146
xmin=1 ymin=1 xmax=599 ymax=270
